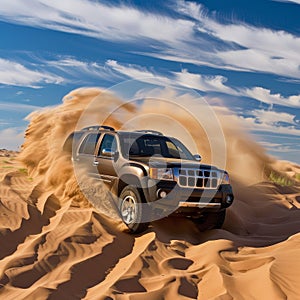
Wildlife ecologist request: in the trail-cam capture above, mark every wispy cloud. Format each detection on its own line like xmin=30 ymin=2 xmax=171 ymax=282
xmin=258 ymin=141 xmax=298 ymax=153
xmin=106 ymin=59 xmax=300 ymax=138
xmin=0 ymin=58 xmax=63 ymax=88
xmin=243 ymin=87 xmax=300 ymax=108
xmin=175 ymin=1 xmax=300 ymax=78
xmin=241 ymin=109 xmax=300 ymax=136
xmin=1 ymin=0 xmax=300 ymax=80
xmin=173 ymin=69 xmax=238 ymax=95
xmin=0 ymin=0 xmax=194 ymax=44
xmin=250 ymin=109 xmax=297 ymax=126
xmin=4 ymin=53 xmax=299 ymax=108
xmin=48 ymin=57 xmax=123 ymax=83
xmin=0 ymin=101 xmax=42 ymax=112
xmin=273 ymin=0 xmax=300 ymax=4
xmin=0 ymin=55 xmax=124 ymax=88
xmin=0 ymin=127 xmax=24 ymax=150
xmin=106 ymin=60 xmax=300 ymax=108
xmin=106 ymin=59 xmax=173 ymax=86
xmin=106 ymin=60 xmax=237 ymax=94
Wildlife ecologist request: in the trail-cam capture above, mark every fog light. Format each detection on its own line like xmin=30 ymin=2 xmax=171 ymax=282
xmin=225 ymin=195 xmax=233 ymax=204
xmin=160 ymin=190 xmax=167 ymax=198
xmin=157 ymin=189 xmax=167 ymax=198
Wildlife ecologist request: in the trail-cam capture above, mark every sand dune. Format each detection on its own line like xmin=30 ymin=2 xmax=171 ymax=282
xmin=0 ymin=88 xmax=300 ymax=299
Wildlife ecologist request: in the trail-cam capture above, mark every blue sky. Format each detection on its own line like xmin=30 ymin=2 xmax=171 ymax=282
xmin=0 ymin=0 xmax=299 ymax=163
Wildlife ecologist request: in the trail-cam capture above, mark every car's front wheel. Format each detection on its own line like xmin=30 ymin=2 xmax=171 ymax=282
xmin=119 ymin=185 xmax=149 ymax=233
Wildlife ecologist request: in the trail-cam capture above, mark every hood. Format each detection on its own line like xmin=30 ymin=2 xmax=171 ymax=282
xmin=129 ymin=156 xmax=220 ymax=171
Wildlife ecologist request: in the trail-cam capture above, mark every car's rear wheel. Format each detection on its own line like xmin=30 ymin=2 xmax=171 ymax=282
xmin=119 ymin=185 xmax=149 ymax=233
xmin=194 ymin=210 xmax=226 ymax=231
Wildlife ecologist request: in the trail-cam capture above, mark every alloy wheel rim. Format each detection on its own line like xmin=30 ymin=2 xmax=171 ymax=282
xmin=121 ymin=195 xmax=137 ymax=224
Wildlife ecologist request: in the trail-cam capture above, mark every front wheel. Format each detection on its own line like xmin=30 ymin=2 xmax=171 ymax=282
xmin=193 ymin=210 xmax=226 ymax=231
xmin=119 ymin=186 xmax=149 ymax=233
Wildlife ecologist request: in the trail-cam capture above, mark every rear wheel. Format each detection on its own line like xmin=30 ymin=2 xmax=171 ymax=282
xmin=194 ymin=210 xmax=226 ymax=231
xmin=119 ymin=186 xmax=149 ymax=233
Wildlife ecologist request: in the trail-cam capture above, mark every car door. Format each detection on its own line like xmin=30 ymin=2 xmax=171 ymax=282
xmin=94 ymin=133 xmax=118 ymax=187
xmin=74 ymin=132 xmax=101 ymax=178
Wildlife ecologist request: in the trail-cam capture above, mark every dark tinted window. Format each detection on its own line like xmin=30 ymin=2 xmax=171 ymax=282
xmin=79 ymin=133 xmax=100 ymax=155
xmin=63 ymin=132 xmax=84 ymax=153
xmin=98 ymin=134 xmax=117 ymax=156
xmin=119 ymin=133 xmax=194 ymax=160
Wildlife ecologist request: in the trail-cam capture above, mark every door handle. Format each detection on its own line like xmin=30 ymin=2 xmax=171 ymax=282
xmin=93 ymin=161 xmax=99 ymax=166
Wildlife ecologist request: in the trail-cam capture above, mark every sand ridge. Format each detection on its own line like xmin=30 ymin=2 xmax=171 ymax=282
xmin=0 ymin=88 xmax=300 ymax=299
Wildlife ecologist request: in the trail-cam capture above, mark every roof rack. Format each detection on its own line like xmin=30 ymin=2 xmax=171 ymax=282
xmin=82 ymin=125 xmax=115 ymax=132
xmin=135 ymin=130 xmax=163 ymax=136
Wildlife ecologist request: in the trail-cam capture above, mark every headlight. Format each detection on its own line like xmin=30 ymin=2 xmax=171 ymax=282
xmin=221 ymin=172 xmax=230 ymax=184
xmin=149 ymin=168 xmax=174 ymax=180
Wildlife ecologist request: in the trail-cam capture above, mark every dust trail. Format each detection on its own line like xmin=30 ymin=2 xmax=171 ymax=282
xmin=19 ymin=86 xmax=278 ymax=212
xmin=19 ymin=88 xmax=134 ymax=211
xmin=1 ymin=87 xmax=299 ymax=299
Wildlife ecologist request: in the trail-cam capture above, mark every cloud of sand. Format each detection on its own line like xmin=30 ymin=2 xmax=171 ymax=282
xmin=19 ymin=88 xmax=105 ymax=210
xmin=19 ymin=86 xmax=275 ymax=215
xmin=85 ymin=87 xmax=273 ymax=184
xmin=4 ymin=86 xmax=299 ymax=300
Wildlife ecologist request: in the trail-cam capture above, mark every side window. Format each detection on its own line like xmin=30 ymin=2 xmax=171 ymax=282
xmin=171 ymin=142 xmax=189 ymax=159
xmin=63 ymin=132 xmax=84 ymax=153
xmin=144 ymin=138 xmax=162 ymax=155
xmin=78 ymin=133 xmax=101 ymax=155
xmin=166 ymin=141 xmax=180 ymax=158
xmin=98 ymin=134 xmax=116 ymax=156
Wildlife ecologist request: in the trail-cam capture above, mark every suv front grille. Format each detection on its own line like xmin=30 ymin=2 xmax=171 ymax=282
xmin=177 ymin=168 xmax=220 ymax=189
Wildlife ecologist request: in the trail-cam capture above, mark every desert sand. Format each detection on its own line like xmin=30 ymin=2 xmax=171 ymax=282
xmin=0 ymin=88 xmax=300 ymax=299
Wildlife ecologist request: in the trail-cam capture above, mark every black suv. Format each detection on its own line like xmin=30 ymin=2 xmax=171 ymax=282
xmin=64 ymin=126 xmax=234 ymax=233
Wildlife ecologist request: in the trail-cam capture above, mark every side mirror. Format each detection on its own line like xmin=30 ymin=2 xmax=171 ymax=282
xmin=101 ymin=148 xmax=115 ymax=157
xmin=194 ymin=154 xmax=202 ymax=162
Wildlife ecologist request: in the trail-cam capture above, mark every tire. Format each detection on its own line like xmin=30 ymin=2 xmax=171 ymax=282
xmin=119 ymin=185 xmax=149 ymax=233
xmin=193 ymin=210 xmax=226 ymax=231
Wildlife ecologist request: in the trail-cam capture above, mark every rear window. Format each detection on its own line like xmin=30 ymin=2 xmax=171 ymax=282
xmin=63 ymin=132 xmax=84 ymax=153
xmin=78 ymin=133 xmax=101 ymax=155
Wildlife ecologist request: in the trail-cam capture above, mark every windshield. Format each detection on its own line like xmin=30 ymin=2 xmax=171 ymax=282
xmin=119 ymin=133 xmax=195 ymax=161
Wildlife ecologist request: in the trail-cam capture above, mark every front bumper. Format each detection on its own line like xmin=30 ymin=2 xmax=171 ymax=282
xmin=178 ymin=202 xmax=221 ymax=208
xmin=142 ymin=179 xmax=234 ymax=216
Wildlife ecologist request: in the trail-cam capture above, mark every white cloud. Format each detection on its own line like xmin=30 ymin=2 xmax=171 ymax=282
xmin=273 ymin=0 xmax=300 ymax=4
xmin=0 ymin=120 xmax=11 ymax=126
xmin=106 ymin=60 xmax=300 ymax=108
xmin=0 ymin=127 xmax=24 ymax=150
xmin=0 ymin=102 xmax=41 ymax=112
xmin=258 ymin=141 xmax=282 ymax=148
xmin=0 ymin=58 xmax=63 ymax=87
xmin=241 ymin=109 xmax=300 ymax=136
xmin=250 ymin=109 xmax=297 ymax=126
xmin=242 ymin=117 xmax=300 ymax=135
xmin=48 ymin=57 xmax=123 ymax=82
xmin=174 ymin=69 xmax=238 ymax=94
xmin=2 ymin=0 xmax=300 ymax=80
xmin=105 ymin=60 xmax=173 ymax=86
xmin=106 ymin=60 xmax=237 ymax=94
xmin=243 ymin=87 xmax=300 ymax=108
xmin=216 ymin=49 xmax=298 ymax=77
xmin=0 ymin=0 xmax=194 ymax=44
xmin=0 ymin=56 xmax=123 ymax=88
xmin=258 ymin=141 xmax=297 ymax=153
xmin=174 ymin=1 xmax=300 ymax=78
xmin=203 ymin=22 xmax=299 ymax=62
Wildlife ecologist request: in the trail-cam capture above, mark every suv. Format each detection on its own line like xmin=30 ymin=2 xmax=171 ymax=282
xmin=64 ymin=126 xmax=234 ymax=233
